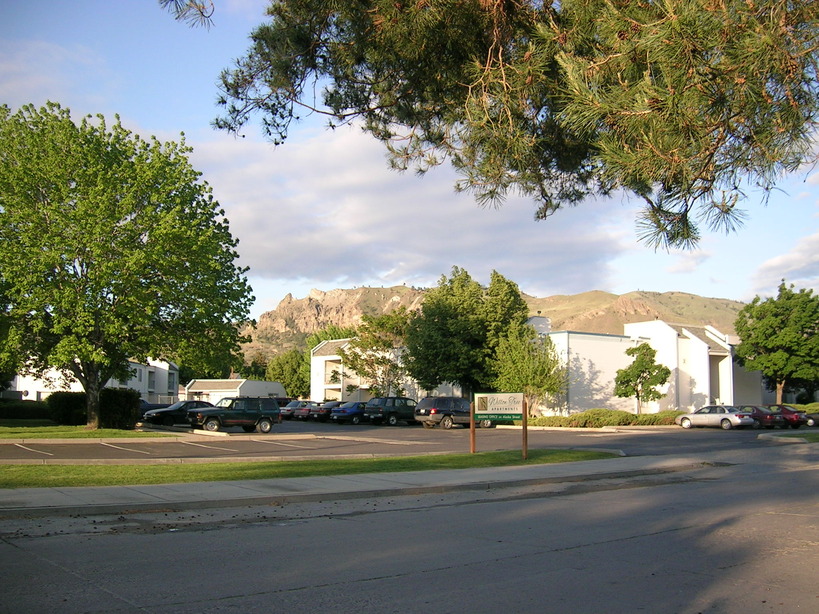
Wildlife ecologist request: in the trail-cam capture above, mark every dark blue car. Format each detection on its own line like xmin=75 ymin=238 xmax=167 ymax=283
xmin=330 ymin=401 xmax=367 ymax=424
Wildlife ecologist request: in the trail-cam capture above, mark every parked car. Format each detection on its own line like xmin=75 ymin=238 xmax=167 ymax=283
xmin=675 ymin=405 xmax=754 ymax=430
xmin=363 ymin=397 xmax=418 ymax=425
xmin=414 ymin=396 xmax=493 ymax=429
xmin=187 ymin=397 xmax=281 ymax=433
xmin=293 ymin=401 xmax=320 ymax=420
xmin=330 ymin=401 xmax=367 ymax=424
xmin=764 ymin=404 xmax=809 ymax=429
xmin=139 ymin=399 xmax=169 ymax=412
xmin=310 ymin=401 xmax=343 ymax=421
xmin=280 ymin=400 xmax=310 ymax=420
xmin=734 ymin=405 xmax=786 ymax=430
xmin=142 ymin=400 xmax=213 ymax=426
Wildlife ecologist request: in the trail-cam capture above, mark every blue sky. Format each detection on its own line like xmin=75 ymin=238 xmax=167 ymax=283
xmin=3 ymin=0 xmax=818 ymax=320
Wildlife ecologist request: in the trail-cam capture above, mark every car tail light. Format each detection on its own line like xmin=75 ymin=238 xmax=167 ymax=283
xmin=429 ymin=408 xmax=439 ymax=414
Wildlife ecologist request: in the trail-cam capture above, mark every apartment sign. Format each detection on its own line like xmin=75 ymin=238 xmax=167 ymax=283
xmin=474 ymin=393 xmax=523 ymax=420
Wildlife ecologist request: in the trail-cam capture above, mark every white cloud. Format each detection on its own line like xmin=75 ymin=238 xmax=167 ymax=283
xmin=667 ymin=250 xmax=710 ymax=274
xmin=751 ymin=232 xmax=819 ymax=296
xmin=190 ymin=125 xmax=636 ymax=301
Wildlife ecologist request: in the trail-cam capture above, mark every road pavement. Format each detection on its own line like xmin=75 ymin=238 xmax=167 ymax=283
xmin=0 ymin=425 xmax=811 ymax=518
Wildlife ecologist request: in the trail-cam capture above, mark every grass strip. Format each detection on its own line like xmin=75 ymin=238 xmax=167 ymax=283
xmin=781 ymin=431 xmax=819 ymax=443
xmin=0 ymin=421 xmax=172 ymax=439
xmin=0 ymin=449 xmax=615 ymax=489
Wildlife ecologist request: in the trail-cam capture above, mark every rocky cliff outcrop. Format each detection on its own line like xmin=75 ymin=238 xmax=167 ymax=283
xmin=241 ymin=286 xmax=744 ymax=360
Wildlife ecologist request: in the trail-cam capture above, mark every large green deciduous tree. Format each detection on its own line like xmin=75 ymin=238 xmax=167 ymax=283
xmin=734 ymin=281 xmax=819 ymax=403
xmin=0 ymin=102 xmax=254 ymax=428
xmin=404 ymin=267 xmax=527 ymax=395
xmin=494 ymin=321 xmax=566 ymax=417
xmin=266 ymin=348 xmax=310 ymax=398
xmin=193 ymin=0 xmax=819 ymax=249
xmin=338 ymin=308 xmax=411 ymax=397
xmin=613 ymin=343 xmax=671 ymax=414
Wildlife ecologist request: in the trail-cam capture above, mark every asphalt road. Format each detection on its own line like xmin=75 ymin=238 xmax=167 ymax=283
xmin=0 ymin=419 xmax=797 ymax=463
xmin=1 ymin=442 xmax=817 ymax=613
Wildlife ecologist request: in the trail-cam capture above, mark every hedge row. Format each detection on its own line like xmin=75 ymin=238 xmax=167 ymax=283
xmin=45 ymin=389 xmax=142 ymax=428
xmin=527 ymin=409 xmax=684 ymax=428
xmin=0 ymin=399 xmax=51 ymax=420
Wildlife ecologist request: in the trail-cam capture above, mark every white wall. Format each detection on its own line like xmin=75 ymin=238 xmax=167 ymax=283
xmin=11 ymin=358 xmax=178 ymax=403
xmin=549 ymin=331 xmax=637 ymax=413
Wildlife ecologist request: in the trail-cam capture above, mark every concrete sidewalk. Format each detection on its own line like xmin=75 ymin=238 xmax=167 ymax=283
xmin=0 ymin=455 xmax=709 ymax=518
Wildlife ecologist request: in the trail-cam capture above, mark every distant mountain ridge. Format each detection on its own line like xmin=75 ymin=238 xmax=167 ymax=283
xmin=241 ymin=286 xmax=745 ymax=359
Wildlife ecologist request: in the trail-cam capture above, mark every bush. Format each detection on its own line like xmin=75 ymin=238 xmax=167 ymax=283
xmin=527 ymin=408 xmax=685 ymax=428
xmin=99 ymin=388 xmax=141 ymax=429
xmin=633 ymin=410 xmax=684 ymax=426
xmin=0 ymin=399 xmax=51 ymax=420
xmin=47 ymin=392 xmax=87 ymax=425
xmin=46 ymin=389 xmax=142 ymax=428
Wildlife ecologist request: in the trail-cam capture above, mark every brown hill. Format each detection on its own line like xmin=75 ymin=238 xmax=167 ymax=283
xmin=242 ymin=286 xmax=744 ymax=360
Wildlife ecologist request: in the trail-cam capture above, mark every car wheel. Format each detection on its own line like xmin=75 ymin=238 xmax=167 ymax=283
xmin=422 ymin=421 xmax=435 ymax=429
xmin=751 ymin=419 xmax=761 ymax=429
xmin=203 ymin=418 xmax=220 ymax=432
xmin=720 ymin=419 xmax=733 ymax=430
xmin=441 ymin=415 xmax=454 ymax=429
xmin=387 ymin=414 xmax=400 ymax=426
xmin=478 ymin=419 xmax=493 ymax=428
xmin=351 ymin=415 xmax=360 ymax=425
xmin=257 ymin=418 xmax=273 ymax=433
xmin=808 ymin=417 xmax=816 ymax=427
xmin=680 ymin=418 xmax=692 ymax=429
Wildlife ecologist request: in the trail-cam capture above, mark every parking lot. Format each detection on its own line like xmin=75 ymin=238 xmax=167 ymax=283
xmin=0 ymin=418 xmax=780 ymax=464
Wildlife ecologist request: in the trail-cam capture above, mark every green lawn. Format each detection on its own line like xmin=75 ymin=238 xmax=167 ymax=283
xmin=783 ymin=431 xmax=819 ymax=443
xmin=0 ymin=420 xmax=173 ymax=439
xmin=0 ymin=449 xmax=615 ymax=489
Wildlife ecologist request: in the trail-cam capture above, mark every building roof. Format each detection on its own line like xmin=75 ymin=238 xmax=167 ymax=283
xmin=312 ymin=339 xmax=351 ymax=357
xmin=186 ymin=379 xmax=243 ymax=392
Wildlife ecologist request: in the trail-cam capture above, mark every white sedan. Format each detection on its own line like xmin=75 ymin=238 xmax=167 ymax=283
xmin=675 ymin=405 xmax=754 ymax=430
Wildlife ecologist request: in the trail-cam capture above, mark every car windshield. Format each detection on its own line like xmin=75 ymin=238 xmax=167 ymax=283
xmin=339 ymin=402 xmax=359 ymax=408
xmin=162 ymin=401 xmax=185 ymax=410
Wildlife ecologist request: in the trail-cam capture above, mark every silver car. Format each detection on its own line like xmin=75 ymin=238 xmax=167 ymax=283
xmin=675 ymin=405 xmax=754 ymax=430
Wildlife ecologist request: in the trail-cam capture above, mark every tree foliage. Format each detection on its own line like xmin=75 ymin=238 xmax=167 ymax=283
xmin=338 ymin=308 xmax=411 ymax=397
xmin=734 ymin=281 xmax=819 ymax=403
xmin=404 ymin=267 xmax=527 ymax=395
xmin=613 ymin=342 xmax=671 ymax=413
xmin=207 ymin=0 xmax=819 ymax=249
xmin=0 ymin=102 xmax=254 ymax=427
xmin=494 ymin=321 xmax=566 ymax=416
xmin=266 ymin=348 xmax=310 ymax=398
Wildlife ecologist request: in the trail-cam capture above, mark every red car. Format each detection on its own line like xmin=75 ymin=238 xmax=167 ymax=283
xmin=764 ymin=404 xmax=808 ymax=429
xmin=736 ymin=405 xmax=786 ymax=430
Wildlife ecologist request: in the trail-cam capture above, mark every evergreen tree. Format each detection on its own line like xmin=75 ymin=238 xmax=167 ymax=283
xmin=180 ymin=0 xmax=819 ymax=248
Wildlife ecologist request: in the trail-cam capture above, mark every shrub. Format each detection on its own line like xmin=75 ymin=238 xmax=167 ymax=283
xmin=526 ymin=408 xmax=684 ymax=428
xmin=633 ymin=410 xmax=685 ymax=426
xmin=45 ymin=389 xmax=142 ymax=428
xmin=99 ymin=388 xmax=141 ymax=429
xmin=0 ymin=399 xmax=51 ymax=419
xmin=46 ymin=392 xmax=87 ymax=425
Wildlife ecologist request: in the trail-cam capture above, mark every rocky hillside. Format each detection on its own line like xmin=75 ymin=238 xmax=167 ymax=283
xmin=241 ymin=286 xmax=745 ymax=360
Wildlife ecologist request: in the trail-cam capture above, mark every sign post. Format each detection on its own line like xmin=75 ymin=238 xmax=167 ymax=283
xmin=473 ymin=393 xmax=525 ymax=457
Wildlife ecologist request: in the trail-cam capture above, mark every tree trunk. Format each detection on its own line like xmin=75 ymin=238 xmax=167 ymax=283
xmin=85 ymin=369 xmax=102 ymax=429
xmin=776 ymin=380 xmax=785 ymax=404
